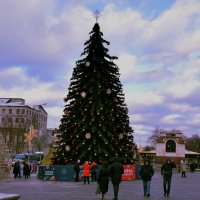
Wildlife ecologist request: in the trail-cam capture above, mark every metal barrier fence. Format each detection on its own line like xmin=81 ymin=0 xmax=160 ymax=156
xmin=38 ymin=165 xmax=142 ymax=182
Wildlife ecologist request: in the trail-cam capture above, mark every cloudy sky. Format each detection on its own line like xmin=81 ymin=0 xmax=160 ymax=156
xmin=1 ymin=0 xmax=200 ymax=146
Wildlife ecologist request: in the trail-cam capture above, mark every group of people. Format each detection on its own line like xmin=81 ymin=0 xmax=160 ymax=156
xmin=74 ymin=160 xmax=99 ymax=183
xmin=140 ymin=158 xmax=177 ymax=198
xmin=13 ymin=161 xmax=31 ymax=179
xmin=74 ymin=157 xmax=124 ymax=200
xmin=74 ymin=158 xmax=196 ymax=199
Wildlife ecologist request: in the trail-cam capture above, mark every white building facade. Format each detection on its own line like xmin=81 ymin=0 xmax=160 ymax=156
xmin=155 ymin=132 xmax=186 ymax=163
xmin=0 ymin=98 xmax=48 ymax=154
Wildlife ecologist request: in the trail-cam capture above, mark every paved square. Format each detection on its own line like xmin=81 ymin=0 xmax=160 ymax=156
xmin=0 ymin=171 xmax=199 ymax=200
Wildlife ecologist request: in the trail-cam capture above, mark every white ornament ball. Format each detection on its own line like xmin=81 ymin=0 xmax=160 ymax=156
xmin=81 ymin=92 xmax=86 ymax=98
xmin=106 ymin=89 xmax=111 ymax=94
xmin=65 ymin=145 xmax=70 ymax=151
xmin=85 ymin=61 xmax=90 ymax=67
xmin=119 ymin=134 xmax=123 ymax=139
xmin=85 ymin=133 xmax=91 ymax=139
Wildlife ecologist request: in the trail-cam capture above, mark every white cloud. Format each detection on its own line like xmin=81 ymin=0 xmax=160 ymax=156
xmin=115 ymin=53 xmax=138 ymax=80
xmin=161 ymin=114 xmax=181 ymax=124
xmin=167 ymin=59 xmax=200 ymax=98
xmin=0 ymin=67 xmax=64 ymax=128
xmin=169 ymin=103 xmax=192 ymax=112
xmin=126 ymin=91 xmax=165 ymax=106
xmin=45 ymin=106 xmax=63 ymax=128
xmin=129 ymin=114 xmax=143 ymax=123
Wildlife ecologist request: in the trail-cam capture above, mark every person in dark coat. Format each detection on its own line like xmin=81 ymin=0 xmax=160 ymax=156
xmin=161 ymin=159 xmax=176 ymax=197
xmin=98 ymin=161 xmax=109 ymax=200
xmin=190 ymin=162 xmax=196 ymax=172
xmin=74 ymin=160 xmax=80 ymax=182
xmin=13 ymin=161 xmax=20 ymax=178
xmin=139 ymin=160 xmax=154 ymax=197
xmin=109 ymin=157 xmax=124 ymax=200
xmin=23 ymin=162 xmax=30 ymax=179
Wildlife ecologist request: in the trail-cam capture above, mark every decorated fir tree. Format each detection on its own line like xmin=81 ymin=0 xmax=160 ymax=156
xmin=52 ymin=22 xmax=134 ymax=165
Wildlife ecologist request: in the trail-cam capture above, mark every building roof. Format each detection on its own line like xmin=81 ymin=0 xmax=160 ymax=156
xmin=185 ymin=150 xmax=200 ymax=155
xmin=0 ymin=98 xmax=25 ymax=106
xmin=139 ymin=149 xmax=200 ymax=156
xmin=0 ymin=98 xmax=47 ymax=114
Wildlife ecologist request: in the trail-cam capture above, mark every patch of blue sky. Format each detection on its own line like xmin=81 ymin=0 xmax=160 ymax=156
xmin=63 ymin=0 xmax=176 ymax=19
xmin=95 ymin=0 xmax=175 ymax=19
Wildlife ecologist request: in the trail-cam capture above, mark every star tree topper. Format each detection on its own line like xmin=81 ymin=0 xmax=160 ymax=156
xmin=93 ymin=9 xmax=101 ymax=22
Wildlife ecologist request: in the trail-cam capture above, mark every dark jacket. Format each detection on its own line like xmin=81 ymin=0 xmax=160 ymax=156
xmin=140 ymin=164 xmax=154 ymax=181
xmin=109 ymin=161 xmax=124 ymax=184
xmin=98 ymin=167 xmax=110 ymax=194
xmin=161 ymin=161 xmax=176 ymax=177
xmin=13 ymin=162 xmax=20 ymax=175
xmin=23 ymin=163 xmax=30 ymax=176
xmin=74 ymin=163 xmax=80 ymax=172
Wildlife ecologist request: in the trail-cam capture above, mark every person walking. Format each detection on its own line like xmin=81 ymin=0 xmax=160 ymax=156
xmin=180 ymin=160 xmax=187 ymax=178
xmin=139 ymin=160 xmax=154 ymax=197
xmin=74 ymin=160 xmax=80 ymax=182
xmin=83 ymin=161 xmax=90 ymax=184
xmin=190 ymin=162 xmax=196 ymax=172
xmin=13 ymin=161 xmax=20 ymax=178
xmin=23 ymin=162 xmax=30 ymax=179
xmin=90 ymin=161 xmax=98 ymax=182
xmin=161 ymin=159 xmax=176 ymax=197
xmin=109 ymin=157 xmax=124 ymax=200
xmin=98 ymin=161 xmax=110 ymax=200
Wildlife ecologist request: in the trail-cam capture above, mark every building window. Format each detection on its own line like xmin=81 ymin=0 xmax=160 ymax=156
xmin=22 ymin=109 xmax=25 ymax=114
xmin=16 ymin=118 xmax=19 ymax=123
xmin=2 ymin=109 xmax=6 ymax=114
xmin=21 ymin=118 xmax=24 ymax=123
xmin=9 ymin=109 xmax=12 ymax=114
xmin=2 ymin=117 xmax=5 ymax=123
xmin=166 ymin=140 xmax=176 ymax=152
xmin=16 ymin=109 xmax=20 ymax=114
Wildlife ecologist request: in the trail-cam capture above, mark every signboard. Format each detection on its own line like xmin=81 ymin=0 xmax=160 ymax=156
xmin=122 ymin=165 xmax=136 ymax=180
xmin=38 ymin=165 xmax=75 ymax=181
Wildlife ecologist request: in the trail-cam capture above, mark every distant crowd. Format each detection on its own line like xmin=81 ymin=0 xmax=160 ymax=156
xmin=13 ymin=161 xmax=37 ymax=179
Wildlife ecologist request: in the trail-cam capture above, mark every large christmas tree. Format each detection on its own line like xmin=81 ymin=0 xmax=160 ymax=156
xmin=52 ymin=22 xmax=134 ymax=165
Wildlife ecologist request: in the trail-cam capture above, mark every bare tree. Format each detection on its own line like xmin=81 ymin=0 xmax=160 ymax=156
xmin=32 ymin=131 xmax=51 ymax=152
xmin=147 ymin=127 xmax=164 ymax=146
xmin=0 ymin=115 xmax=30 ymax=154
xmin=147 ymin=127 xmax=183 ymax=146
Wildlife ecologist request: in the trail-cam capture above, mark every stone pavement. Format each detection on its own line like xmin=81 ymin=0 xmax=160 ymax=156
xmin=0 ymin=172 xmax=199 ymax=200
